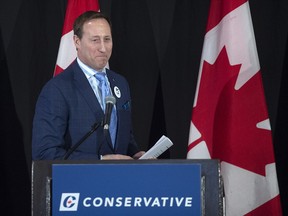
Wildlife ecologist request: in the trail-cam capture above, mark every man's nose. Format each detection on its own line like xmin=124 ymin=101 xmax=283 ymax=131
xmin=98 ymin=41 xmax=106 ymax=52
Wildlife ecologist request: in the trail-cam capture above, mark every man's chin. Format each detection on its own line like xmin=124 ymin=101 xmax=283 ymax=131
xmin=93 ymin=64 xmax=107 ymax=71
xmin=100 ymin=62 xmax=109 ymax=69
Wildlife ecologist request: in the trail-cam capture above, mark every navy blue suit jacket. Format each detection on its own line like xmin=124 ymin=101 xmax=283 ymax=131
xmin=32 ymin=60 xmax=139 ymax=160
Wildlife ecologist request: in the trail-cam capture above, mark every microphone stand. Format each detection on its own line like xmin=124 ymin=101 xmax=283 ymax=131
xmin=63 ymin=121 xmax=102 ymax=160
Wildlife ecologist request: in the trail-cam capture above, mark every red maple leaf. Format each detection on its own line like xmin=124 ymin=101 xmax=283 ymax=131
xmin=192 ymin=47 xmax=275 ymax=175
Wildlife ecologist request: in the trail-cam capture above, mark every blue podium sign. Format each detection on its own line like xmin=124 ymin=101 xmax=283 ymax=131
xmin=52 ymin=163 xmax=201 ymax=216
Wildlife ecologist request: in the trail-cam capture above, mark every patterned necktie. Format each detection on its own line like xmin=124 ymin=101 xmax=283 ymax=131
xmin=95 ymin=72 xmax=117 ymax=146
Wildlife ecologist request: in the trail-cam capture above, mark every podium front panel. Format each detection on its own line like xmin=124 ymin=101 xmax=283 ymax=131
xmin=52 ymin=163 xmax=201 ymax=216
xmin=31 ymin=159 xmax=222 ymax=216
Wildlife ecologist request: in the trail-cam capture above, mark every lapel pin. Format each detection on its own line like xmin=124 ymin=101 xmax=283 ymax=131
xmin=114 ymin=86 xmax=121 ymax=98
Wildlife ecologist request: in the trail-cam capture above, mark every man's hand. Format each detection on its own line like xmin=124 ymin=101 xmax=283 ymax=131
xmin=132 ymin=151 xmax=146 ymax=159
xmin=101 ymin=151 xmax=146 ymax=160
xmin=101 ymin=154 xmax=133 ymax=160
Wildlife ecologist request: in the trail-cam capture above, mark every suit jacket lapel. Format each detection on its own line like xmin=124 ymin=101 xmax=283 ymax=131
xmin=106 ymin=70 xmax=119 ymax=106
xmin=72 ymin=62 xmax=103 ymax=120
xmin=106 ymin=70 xmax=118 ymax=150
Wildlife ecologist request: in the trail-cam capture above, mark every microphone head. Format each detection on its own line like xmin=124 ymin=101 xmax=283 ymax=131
xmin=105 ymin=95 xmax=116 ymax=105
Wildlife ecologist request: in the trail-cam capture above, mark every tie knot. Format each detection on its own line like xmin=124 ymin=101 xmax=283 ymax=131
xmin=95 ymin=72 xmax=106 ymax=82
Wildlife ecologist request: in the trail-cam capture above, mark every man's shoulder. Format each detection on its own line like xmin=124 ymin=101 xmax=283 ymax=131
xmin=106 ymin=68 xmax=127 ymax=82
xmin=53 ymin=60 xmax=82 ymax=80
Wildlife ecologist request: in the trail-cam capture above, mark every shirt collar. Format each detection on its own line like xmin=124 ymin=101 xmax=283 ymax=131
xmin=77 ymin=58 xmax=106 ymax=79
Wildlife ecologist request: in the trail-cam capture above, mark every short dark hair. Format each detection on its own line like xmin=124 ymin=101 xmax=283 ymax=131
xmin=73 ymin=11 xmax=112 ymax=39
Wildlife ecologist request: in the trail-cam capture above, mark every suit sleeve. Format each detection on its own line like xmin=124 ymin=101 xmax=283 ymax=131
xmin=32 ymin=80 xmax=69 ymax=160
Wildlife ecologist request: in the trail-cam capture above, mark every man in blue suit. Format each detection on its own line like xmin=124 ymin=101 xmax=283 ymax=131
xmin=32 ymin=11 xmax=144 ymax=160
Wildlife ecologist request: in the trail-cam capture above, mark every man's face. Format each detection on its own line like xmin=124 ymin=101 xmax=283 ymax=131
xmin=74 ymin=18 xmax=112 ymax=71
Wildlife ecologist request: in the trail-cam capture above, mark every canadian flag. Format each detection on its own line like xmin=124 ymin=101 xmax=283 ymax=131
xmin=187 ymin=0 xmax=282 ymax=215
xmin=54 ymin=0 xmax=100 ymax=76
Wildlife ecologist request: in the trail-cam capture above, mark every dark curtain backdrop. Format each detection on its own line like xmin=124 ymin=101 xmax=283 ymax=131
xmin=0 ymin=0 xmax=287 ymax=215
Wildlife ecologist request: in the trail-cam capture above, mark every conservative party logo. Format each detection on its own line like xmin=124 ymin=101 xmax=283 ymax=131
xmin=59 ymin=193 xmax=80 ymax=211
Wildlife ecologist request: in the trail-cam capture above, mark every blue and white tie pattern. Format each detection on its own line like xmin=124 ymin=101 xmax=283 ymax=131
xmin=95 ymin=72 xmax=117 ymax=146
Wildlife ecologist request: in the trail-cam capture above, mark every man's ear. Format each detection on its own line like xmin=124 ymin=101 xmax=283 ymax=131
xmin=73 ymin=35 xmax=80 ymax=50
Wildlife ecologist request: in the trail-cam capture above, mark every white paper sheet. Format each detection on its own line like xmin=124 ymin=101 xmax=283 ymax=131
xmin=139 ymin=135 xmax=173 ymax=159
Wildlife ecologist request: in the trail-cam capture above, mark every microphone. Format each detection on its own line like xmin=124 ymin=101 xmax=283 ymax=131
xmin=103 ymin=95 xmax=116 ymax=130
xmin=63 ymin=96 xmax=116 ymax=160
xmin=63 ymin=121 xmax=101 ymax=160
